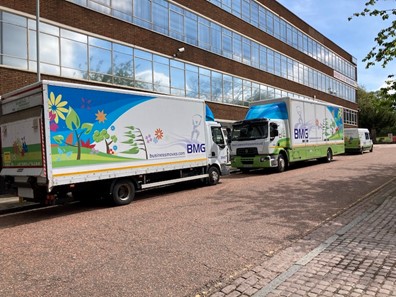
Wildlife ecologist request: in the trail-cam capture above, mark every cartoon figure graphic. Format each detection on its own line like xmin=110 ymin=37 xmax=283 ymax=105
xmin=296 ymin=105 xmax=303 ymax=124
xmin=191 ymin=114 xmax=202 ymax=141
xmin=12 ymin=137 xmax=28 ymax=157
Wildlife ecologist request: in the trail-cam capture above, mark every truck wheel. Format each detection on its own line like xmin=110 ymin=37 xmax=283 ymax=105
xmin=276 ymin=154 xmax=286 ymax=173
xmin=370 ymin=145 xmax=373 ymax=152
xmin=324 ymin=148 xmax=333 ymax=163
xmin=112 ymin=179 xmax=135 ymax=206
xmin=360 ymin=147 xmax=364 ymax=154
xmin=207 ymin=167 xmax=220 ymax=185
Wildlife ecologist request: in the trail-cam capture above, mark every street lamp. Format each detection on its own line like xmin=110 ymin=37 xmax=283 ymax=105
xmin=36 ymin=0 xmax=41 ymax=81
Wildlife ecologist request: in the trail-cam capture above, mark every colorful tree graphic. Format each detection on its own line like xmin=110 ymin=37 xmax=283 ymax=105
xmin=53 ymin=106 xmax=94 ymax=160
xmin=121 ymin=126 xmax=148 ymax=159
xmin=50 ymin=92 xmax=93 ymax=160
xmin=92 ymin=129 xmax=118 ymax=154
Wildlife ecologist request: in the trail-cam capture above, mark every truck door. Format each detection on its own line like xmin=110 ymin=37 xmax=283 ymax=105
xmin=209 ymin=126 xmax=229 ymax=166
xmin=1 ymin=106 xmax=45 ymax=177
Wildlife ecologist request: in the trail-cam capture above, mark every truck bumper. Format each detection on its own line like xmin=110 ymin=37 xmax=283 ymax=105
xmin=231 ymin=155 xmax=277 ymax=169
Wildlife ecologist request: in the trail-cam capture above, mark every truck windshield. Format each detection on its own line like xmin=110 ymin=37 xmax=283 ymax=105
xmin=231 ymin=122 xmax=268 ymax=141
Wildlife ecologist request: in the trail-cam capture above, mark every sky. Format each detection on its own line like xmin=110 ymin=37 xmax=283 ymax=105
xmin=277 ymin=0 xmax=395 ymax=91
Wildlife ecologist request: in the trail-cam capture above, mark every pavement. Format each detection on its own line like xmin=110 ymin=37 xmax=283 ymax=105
xmin=206 ymin=177 xmax=396 ymax=297
xmin=1 ymin=178 xmax=396 ymax=297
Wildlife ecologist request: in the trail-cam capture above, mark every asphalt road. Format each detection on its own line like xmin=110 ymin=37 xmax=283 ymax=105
xmin=1 ymin=144 xmax=395 ymax=297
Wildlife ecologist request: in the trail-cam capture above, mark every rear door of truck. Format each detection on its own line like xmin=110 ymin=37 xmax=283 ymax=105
xmin=0 ymin=84 xmax=46 ymax=189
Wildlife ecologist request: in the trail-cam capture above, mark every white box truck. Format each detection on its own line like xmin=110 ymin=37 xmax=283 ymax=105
xmin=0 ymin=81 xmax=229 ymax=205
xmin=344 ymin=128 xmax=373 ymax=154
xmin=229 ymin=97 xmax=344 ymax=172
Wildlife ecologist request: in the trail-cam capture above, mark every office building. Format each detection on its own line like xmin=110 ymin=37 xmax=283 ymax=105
xmin=0 ymin=0 xmax=358 ymax=127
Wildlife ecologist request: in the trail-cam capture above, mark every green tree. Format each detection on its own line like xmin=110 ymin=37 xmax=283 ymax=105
xmin=357 ymin=87 xmax=396 ymax=139
xmin=349 ymin=1 xmax=396 ymax=94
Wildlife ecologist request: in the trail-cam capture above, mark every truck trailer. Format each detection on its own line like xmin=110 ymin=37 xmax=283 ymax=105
xmin=230 ymin=97 xmax=344 ymax=172
xmin=0 ymin=81 xmax=229 ymax=205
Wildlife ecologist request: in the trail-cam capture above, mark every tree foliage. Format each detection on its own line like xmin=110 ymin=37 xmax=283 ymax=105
xmin=349 ymin=0 xmax=396 ymax=95
xmin=357 ymin=87 xmax=396 ymax=138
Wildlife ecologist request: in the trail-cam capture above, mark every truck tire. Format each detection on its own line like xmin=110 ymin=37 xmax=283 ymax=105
xmin=276 ymin=154 xmax=286 ymax=173
xmin=360 ymin=147 xmax=364 ymax=154
xmin=207 ymin=166 xmax=220 ymax=185
xmin=111 ymin=179 xmax=135 ymax=206
xmin=324 ymin=148 xmax=333 ymax=163
xmin=370 ymin=145 xmax=373 ymax=152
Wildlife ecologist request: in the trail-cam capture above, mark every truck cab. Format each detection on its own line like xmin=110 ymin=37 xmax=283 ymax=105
xmin=229 ymin=118 xmax=286 ymax=171
xmin=206 ymin=121 xmax=230 ymax=178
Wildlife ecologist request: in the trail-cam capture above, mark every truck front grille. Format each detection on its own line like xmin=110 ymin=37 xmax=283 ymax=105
xmin=236 ymin=147 xmax=258 ymax=157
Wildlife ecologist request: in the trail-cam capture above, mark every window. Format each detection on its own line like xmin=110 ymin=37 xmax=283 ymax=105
xmin=232 ymin=0 xmax=241 ymax=17
xmin=242 ymin=37 xmax=251 ymax=64
xmin=232 ymin=32 xmax=242 ymax=62
xmin=211 ymin=127 xmax=225 ymax=145
xmin=133 ymin=0 xmax=151 ymax=28
xmin=89 ymin=37 xmax=112 ymax=81
xmin=113 ymin=43 xmax=134 ymax=86
xmin=153 ymin=55 xmax=170 ymax=93
xmin=113 ymin=0 xmax=132 ymax=22
xmin=198 ymin=17 xmax=210 ymax=50
xmin=211 ymin=71 xmax=223 ymax=102
xmin=242 ymin=0 xmax=250 ymax=21
xmin=170 ymin=5 xmax=183 ymax=40
xmin=2 ymin=19 xmax=28 ymax=68
xmin=211 ymin=23 xmax=222 ymax=54
xmin=170 ymin=59 xmax=184 ymax=96
xmin=199 ymin=68 xmax=211 ymax=100
xmin=185 ymin=13 xmax=197 ymax=45
xmin=186 ymin=64 xmax=199 ymax=98
xmin=61 ymin=30 xmax=88 ymax=77
xmin=153 ymin=0 xmax=168 ymax=34
xmin=223 ymin=74 xmax=233 ymax=103
xmin=134 ymin=50 xmax=153 ymax=90
xmin=222 ymin=28 xmax=232 ymax=58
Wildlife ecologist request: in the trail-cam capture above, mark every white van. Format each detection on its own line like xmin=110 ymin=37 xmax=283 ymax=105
xmin=344 ymin=128 xmax=373 ymax=154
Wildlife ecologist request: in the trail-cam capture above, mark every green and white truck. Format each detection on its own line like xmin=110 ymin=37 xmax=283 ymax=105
xmin=344 ymin=128 xmax=373 ymax=154
xmin=0 ymin=81 xmax=229 ymax=205
xmin=229 ymin=97 xmax=345 ymax=172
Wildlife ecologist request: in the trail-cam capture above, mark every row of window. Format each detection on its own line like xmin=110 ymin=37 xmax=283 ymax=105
xmin=344 ymin=109 xmax=358 ymax=125
xmin=207 ymin=0 xmax=356 ymax=81
xmin=65 ymin=0 xmax=356 ymax=103
xmin=0 ymin=10 xmax=357 ymax=125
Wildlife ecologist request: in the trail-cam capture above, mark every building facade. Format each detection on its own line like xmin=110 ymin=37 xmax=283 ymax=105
xmin=0 ymin=0 xmax=358 ymax=127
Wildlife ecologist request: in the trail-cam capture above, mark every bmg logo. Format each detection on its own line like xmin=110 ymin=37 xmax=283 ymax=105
xmin=294 ymin=128 xmax=309 ymax=139
xmin=187 ymin=143 xmax=206 ymax=154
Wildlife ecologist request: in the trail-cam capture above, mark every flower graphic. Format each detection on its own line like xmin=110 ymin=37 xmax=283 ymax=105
xmin=145 ymin=134 xmax=152 ymax=143
xmin=50 ymin=122 xmax=59 ymax=132
xmin=155 ymin=128 xmax=164 ymax=140
xmin=95 ymin=110 xmax=107 ymax=123
xmin=48 ymin=92 xmax=68 ymax=123
xmin=81 ymin=97 xmax=92 ymax=110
